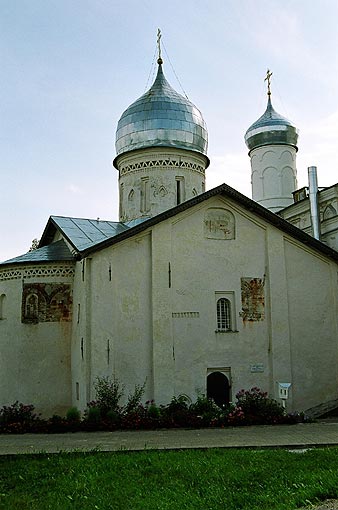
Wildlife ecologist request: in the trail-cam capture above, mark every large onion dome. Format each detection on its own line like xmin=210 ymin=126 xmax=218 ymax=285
xmin=245 ymin=97 xmax=298 ymax=152
xmin=114 ymin=62 xmax=208 ymax=164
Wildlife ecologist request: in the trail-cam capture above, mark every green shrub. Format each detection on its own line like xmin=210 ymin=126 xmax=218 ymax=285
xmin=161 ymin=394 xmax=192 ymax=427
xmin=190 ymin=394 xmax=223 ymax=426
xmin=106 ymin=409 xmax=121 ymax=425
xmin=146 ymin=401 xmax=160 ymax=420
xmin=124 ymin=382 xmax=146 ymax=415
xmin=66 ymin=406 xmax=81 ymax=422
xmin=94 ymin=376 xmax=124 ymax=417
xmin=85 ymin=406 xmax=101 ymax=424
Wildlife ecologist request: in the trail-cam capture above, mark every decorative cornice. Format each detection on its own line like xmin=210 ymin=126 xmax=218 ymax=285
xmin=0 ymin=263 xmax=75 ymax=281
xmin=119 ymin=158 xmax=205 ymax=176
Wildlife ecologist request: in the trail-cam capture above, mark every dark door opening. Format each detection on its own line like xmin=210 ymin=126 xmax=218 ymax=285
xmin=207 ymin=371 xmax=230 ymax=408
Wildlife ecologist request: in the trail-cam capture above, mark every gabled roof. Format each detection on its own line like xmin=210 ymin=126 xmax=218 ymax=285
xmin=1 ymin=240 xmax=74 ymax=266
xmin=2 ymin=183 xmax=338 ymax=268
xmin=39 ymin=216 xmax=132 ymax=252
xmin=74 ymin=183 xmax=338 ymax=263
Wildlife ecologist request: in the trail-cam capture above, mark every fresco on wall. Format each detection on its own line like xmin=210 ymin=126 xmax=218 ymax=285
xmin=22 ymin=283 xmax=72 ymax=324
xmin=204 ymin=208 xmax=235 ymax=239
xmin=240 ymin=277 xmax=265 ymax=322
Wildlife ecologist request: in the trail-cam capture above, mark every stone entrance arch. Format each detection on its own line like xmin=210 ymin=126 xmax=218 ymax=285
xmin=207 ymin=371 xmax=230 ymax=408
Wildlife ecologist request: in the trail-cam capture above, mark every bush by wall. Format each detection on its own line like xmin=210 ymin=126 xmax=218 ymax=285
xmin=0 ymin=383 xmax=309 ymax=434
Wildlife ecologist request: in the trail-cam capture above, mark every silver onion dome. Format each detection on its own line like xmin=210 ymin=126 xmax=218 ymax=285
xmin=245 ymin=97 xmax=298 ymax=152
xmin=114 ymin=63 xmax=208 ymax=160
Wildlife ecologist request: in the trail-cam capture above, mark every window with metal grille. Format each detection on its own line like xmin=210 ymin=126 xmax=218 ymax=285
xmin=217 ymin=298 xmax=231 ymax=330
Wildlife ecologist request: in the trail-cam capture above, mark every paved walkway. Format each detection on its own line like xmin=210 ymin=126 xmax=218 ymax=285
xmin=1 ymin=419 xmax=338 ymax=455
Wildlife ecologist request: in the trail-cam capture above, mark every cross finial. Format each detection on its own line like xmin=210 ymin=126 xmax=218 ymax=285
xmin=265 ymin=69 xmax=273 ymax=97
xmin=157 ymin=28 xmax=163 ymax=64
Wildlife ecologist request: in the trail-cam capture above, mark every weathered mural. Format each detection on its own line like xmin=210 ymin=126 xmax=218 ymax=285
xmin=204 ymin=208 xmax=235 ymax=240
xmin=22 ymin=283 xmax=72 ymax=323
xmin=240 ymin=277 xmax=265 ymax=322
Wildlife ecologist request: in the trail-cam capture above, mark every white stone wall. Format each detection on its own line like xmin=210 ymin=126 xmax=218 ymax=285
xmin=71 ymin=234 xmax=154 ymax=410
xmin=115 ymin=147 xmax=208 ymax=222
xmin=0 ymin=263 xmax=74 ymax=417
xmin=2 ymin=197 xmax=336 ymax=417
xmin=284 ymin=240 xmax=338 ymax=410
xmin=250 ymin=145 xmax=297 ymax=212
xmin=77 ymin=196 xmax=338 ymax=413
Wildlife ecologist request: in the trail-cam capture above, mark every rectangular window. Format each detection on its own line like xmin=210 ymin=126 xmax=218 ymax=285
xmin=217 ymin=298 xmax=231 ymax=330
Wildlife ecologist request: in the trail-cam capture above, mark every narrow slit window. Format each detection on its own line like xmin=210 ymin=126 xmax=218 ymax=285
xmin=176 ymin=180 xmax=181 ymax=205
xmin=0 ymin=294 xmax=5 ymax=320
xmin=217 ymin=298 xmax=231 ymax=331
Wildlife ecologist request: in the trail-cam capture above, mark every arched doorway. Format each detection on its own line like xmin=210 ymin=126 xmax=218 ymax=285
xmin=207 ymin=371 xmax=230 ymax=408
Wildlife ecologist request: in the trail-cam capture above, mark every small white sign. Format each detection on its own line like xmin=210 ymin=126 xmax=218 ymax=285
xmin=250 ymin=363 xmax=264 ymax=373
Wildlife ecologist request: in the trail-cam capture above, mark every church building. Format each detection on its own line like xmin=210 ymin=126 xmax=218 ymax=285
xmin=1 ymin=53 xmax=337 ymax=418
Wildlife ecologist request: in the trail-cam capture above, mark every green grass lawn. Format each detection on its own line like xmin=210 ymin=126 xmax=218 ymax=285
xmin=1 ymin=447 xmax=338 ymax=510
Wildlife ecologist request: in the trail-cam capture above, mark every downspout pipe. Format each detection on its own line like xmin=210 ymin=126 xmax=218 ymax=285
xmin=308 ymin=166 xmax=321 ymax=240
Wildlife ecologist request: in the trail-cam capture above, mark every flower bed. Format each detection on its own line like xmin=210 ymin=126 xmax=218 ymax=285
xmin=0 ymin=382 xmax=309 ymax=434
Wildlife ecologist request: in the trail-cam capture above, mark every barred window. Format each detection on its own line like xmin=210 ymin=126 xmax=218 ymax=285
xmin=217 ymin=298 xmax=231 ymax=331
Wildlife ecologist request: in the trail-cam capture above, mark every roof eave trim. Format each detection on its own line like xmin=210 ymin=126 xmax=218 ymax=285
xmin=79 ymin=183 xmax=338 ymax=263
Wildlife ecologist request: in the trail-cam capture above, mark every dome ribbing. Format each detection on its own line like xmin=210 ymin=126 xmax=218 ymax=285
xmin=114 ymin=63 xmax=208 ymax=163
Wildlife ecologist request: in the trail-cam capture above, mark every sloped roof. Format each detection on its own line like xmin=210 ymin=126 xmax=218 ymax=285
xmin=1 ymin=240 xmax=74 ymax=266
xmin=39 ymin=216 xmax=149 ymax=253
xmin=75 ymin=183 xmax=338 ymax=263
xmin=2 ymin=183 xmax=338 ymax=268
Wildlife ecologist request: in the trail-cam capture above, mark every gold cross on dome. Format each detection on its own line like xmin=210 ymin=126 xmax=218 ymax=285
xmin=157 ymin=28 xmax=162 ymax=63
xmin=265 ymin=69 xmax=273 ymax=96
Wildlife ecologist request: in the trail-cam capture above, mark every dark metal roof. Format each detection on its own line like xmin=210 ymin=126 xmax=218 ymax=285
xmin=39 ymin=216 xmax=138 ymax=252
xmin=0 ymin=240 xmax=75 ymax=266
xmin=77 ymin=183 xmax=338 ymax=263
xmin=3 ymin=184 xmax=337 ymax=269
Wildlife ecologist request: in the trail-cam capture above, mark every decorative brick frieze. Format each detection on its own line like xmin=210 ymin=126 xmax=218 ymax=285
xmin=172 ymin=312 xmax=200 ymax=318
xmin=0 ymin=264 xmax=75 ymax=281
xmin=119 ymin=158 xmax=205 ymax=176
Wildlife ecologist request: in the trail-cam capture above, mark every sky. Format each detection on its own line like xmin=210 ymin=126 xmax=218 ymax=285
xmin=1 ymin=0 xmax=338 ymax=261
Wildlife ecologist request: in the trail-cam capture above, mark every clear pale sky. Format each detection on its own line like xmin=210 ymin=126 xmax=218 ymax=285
xmin=1 ymin=0 xmax=337 ymax=261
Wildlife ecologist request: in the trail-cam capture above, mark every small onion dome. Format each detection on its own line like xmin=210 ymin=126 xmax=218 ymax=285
xmin=114 ymin=63 xmax=208 ymax=165
xmin=245 ymin=97 xmax=298 ymax=152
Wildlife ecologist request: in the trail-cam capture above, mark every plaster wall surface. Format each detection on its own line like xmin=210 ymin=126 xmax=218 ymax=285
xmin=67 ymin=196 xmax=338 ymax=413
xmin=284 ymin=239 xmax=338 ymax=411
xmin=2 ymin=196 xmax=337 ymax=417
xmin=71 ymin=233 xmax=153 ymax=409
xmin=116 ymin=147 xmax=207 ymax=222
xmin=0 ymin=264 xmax=74 ymax=417
xmin=166 ymin=197 xmax=269 ymax=403
xmin=250 ymin=145 xmax=297 ymax=212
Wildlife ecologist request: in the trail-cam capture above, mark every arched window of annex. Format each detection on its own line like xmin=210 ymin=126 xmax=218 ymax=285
xmin=0 ymin=294 xmax=6 ymax=320
xmin=217 ymin=298 xmax=231 ymax=331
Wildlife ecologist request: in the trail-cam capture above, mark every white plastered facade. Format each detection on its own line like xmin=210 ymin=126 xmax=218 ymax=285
xmin=1 ymin=192 xmax=338 ymax=416
xmin=250 ymin=144 xmax=297 ymax=213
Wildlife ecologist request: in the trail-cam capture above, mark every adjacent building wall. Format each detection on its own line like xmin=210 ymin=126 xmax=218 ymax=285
xmin=0 ymin=263 xmax=74 ymax=417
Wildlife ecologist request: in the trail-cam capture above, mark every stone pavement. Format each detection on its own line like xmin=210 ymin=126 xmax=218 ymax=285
xmin=1 ymin=419 xmax=338 ymax=455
